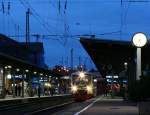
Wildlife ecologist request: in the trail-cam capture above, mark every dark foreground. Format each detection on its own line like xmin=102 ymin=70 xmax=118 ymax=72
xmin=39 ymin=96 xmax=138 ymax=115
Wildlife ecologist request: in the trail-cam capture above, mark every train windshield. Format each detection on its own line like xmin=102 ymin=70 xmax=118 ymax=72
xmin=72 ymin=74 xmax=91 ymax=87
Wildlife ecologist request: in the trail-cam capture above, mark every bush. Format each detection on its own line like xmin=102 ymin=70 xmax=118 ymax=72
xmin=129 ymin=76 xmax=150 ymax=101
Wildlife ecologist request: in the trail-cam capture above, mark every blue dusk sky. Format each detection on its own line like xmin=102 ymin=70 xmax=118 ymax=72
xmin=0 ymin=0 xmax=150 ymax=69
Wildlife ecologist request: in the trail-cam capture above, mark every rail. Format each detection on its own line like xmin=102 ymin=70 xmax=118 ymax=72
xmin=0 ymin=95 xmax=73 ymax=114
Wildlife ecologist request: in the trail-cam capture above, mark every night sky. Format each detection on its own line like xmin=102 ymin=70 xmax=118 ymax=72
xmin=0 ymin=0 xmax=150 ymax=69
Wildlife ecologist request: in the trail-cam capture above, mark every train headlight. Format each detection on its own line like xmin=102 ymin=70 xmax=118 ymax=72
xmin=71 ymin=85 xmax=77 ymax=92
xmin=86 ymin=85 xmax=92 ymax=94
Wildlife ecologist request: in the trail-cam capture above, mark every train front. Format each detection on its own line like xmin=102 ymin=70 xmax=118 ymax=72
xmin=71 ymin=71 xmax=94 ymax=101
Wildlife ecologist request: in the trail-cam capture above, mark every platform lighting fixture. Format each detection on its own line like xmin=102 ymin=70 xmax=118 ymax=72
xmin=49 ymin=76 xmax=51 ymax=78
xmin=124 ymin=62 xmax=128 ymax=69
xmin=124 ymin=62 xmax=128 ymax=66
xmin=113 ymin=76 xmax=119 ymax=79
xmin=7 ymin=74 xmax=11 ymax=79
xmin=25 ymin=69 xmax=29 ymax=72
xmin=106 ymin=75 xmax=112 ymax=78
xmin=4 ymin=66 xmax=7 ymax=69
xmin=0 ymin=69 xmax=3 ymax=74
xmin=7 ymin=65 xmax=12 ymax=69
xmin=16 ymin=68 xmax=20 ymax=72
xmin=12 ymin=84 xmax=17 ymax=86
xmin=45 ymin=83 xmax=51 ymax=87
xmin=94 ymin=79 xmax=97 ymax=82
xmin=33 ymin=71 xmax=37 ymax=74
xmin=40 ymin=73 xmax=43 ymax=76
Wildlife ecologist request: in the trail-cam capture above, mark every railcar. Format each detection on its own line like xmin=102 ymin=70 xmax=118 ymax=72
xmin=71 ymin=71 xmax=96 ymax=101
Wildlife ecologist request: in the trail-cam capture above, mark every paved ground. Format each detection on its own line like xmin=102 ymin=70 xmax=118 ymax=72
xmin=80 ymin=98 xmax=138 ymax=115
xmin=50 ymin=96 xmax=139 ymax=115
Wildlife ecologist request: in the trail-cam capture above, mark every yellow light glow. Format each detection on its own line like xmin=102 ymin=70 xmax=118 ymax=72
xmin=45 ymin=83 xmax=51 ymax=87
xmin=45 ymin=83 xmax=48 ymax=86
xmin=79 ymin=72 xmax=85 ymax=78
xmin=48 ymin=84 xmax=51 ymax=87
xmin=71 ymin=85 xmax=77 ymax=93
xmin=86 ymin=85 xmax=92 ymax=94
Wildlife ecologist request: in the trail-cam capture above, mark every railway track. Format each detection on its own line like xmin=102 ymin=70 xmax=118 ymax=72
xmin=27 ymin=101 xmax=74 ymax=115
xmin=0 ymin=95 xmax=73 ymax=115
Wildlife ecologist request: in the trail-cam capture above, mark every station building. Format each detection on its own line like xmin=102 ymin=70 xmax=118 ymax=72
xmin=0 ymin=34 xmax=53 ymax=98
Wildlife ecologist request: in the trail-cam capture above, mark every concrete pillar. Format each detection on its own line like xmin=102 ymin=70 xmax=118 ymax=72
xmin=12 ymin=73 xmax=15 ymax=98
xmin=2 ymin=66 xmax=6 ymax=98
xmin=38 ymin=75 xmax=40 ymax=97
xmin=22 ymin=71 xmax=25 ymax=98
xmin=43 ymin=76 xmax=45 ymax=96
xmin=28 ymin=73 xmax=33 ymax=97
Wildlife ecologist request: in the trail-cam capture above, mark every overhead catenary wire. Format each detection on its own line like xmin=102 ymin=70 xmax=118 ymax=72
xmin=3 ymin=0 xmax=142 ymax=42
xmin=24 ymin=0 xmax=59 ymax=33
xmin=7 ymin=1 xmax=10 ymax=36
xmin=63 ymin=0 xmax=70 ymax=46
xmin=0 ymin=0 xmax=11 ymax=36
xmin=120 ymin=0 xmax=123 ymax=40
xmin=18 ymin=0 xmax=64 ymax=44
xmin=9 ymin=30 xmax=121 ymax=39
xmin=19 ymin=0 xmax=59 ymax=35
xmin=4 ymin=0 xmax=122 ymax=41
xmin=123 ymin=0 xmax=131 ymax=33
xmin=9 ymin=13 xmax=24 ymax=40
xmin=1 ymin=0 xmax=5 ymax=34
xmin=2 ymin=0 xmax=4 ymax=14
xmin=120 ymin=0 xmax=148 ymax=39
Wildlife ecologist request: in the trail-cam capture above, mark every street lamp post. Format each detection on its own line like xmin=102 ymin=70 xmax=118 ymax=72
xmin=132 ymin=32 xmax=147 ymax=80
xmin=136 ymin=48 xmax=141 ymax=80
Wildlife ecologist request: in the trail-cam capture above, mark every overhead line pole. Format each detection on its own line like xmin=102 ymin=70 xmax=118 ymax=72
xmin=26 ymin=8 xmax=30 ymax=43
xmin=70 ymin=48 xmax=73 ymax=70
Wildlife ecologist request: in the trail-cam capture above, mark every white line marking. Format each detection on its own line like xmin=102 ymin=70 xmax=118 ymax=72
xmin=74 ymin=97 xmax=102 ymax=115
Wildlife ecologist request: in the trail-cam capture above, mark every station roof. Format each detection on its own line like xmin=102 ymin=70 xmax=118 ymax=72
xmin=21 ymin=42 xmax=44 ymax=54
xmin=0 ymin=52 xmax=52 ymax=76
xmin=80 ymin=37 xmax=150 ymax=77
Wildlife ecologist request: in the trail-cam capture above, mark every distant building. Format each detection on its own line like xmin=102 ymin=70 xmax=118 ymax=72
xmin=0 ymin=34 xmax=51 ymax=98
xmin=0 ymin=34 xmax=47 ymax=68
